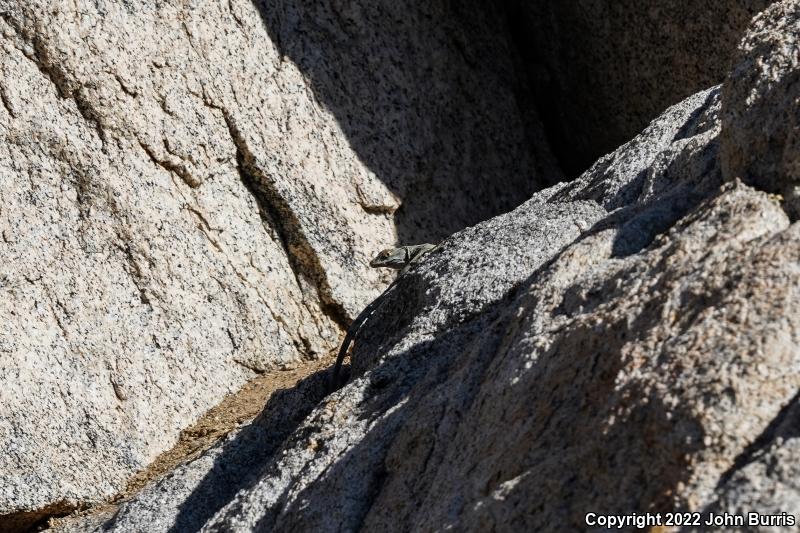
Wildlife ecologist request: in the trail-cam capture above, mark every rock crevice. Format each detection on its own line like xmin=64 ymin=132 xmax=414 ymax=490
xmin=2 ymin=0 xmax=800 ymax=531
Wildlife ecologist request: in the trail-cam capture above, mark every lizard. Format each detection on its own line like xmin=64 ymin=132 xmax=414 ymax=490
xmin=330 ymin=243 xmax=437 ymax=390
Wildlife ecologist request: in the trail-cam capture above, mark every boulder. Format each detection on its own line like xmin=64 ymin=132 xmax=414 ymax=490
xmin=89 ymin=76 xmax=800 ymax=530
xmin=197 ymin=85 xmax=799 ymax=530
xmin=721 ymin=0 xmax=800 ymax=219
xmin=0 ymin=0 xmax=547 ymax=526
xmin=6 ymin=1 xmax=800 ymax=531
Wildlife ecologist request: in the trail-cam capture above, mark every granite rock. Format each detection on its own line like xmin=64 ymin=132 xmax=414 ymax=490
xmin=88 ymin=75 xmax=800 ymax=530
xmin=7 ymin=1 xmax=800 ymax=531
xmin=721 ymin=0 xmax=800 ymax=218
xmin=0 ymin=0 xmax=547 ymax=525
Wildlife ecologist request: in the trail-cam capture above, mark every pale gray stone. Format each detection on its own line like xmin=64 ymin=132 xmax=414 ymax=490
xmin=90 ymin=77 xmax=800 ymax=532
xmin=7 ymin=1 xmax=800 ymax=531
xmin=685 ymin=396 xmax=800 ymax=533
xmin=721 ymin=0 xmax=800 ymax=218
xmin=0 ymin=0 xmax=548 ymax=525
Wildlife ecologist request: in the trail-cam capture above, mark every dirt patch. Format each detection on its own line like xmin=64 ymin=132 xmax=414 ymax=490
xmin=0 ymin=501 xmax=79 ymax=533
xmin=120 ymin=354 xmax=335 ymax=497
xmin=44 ymin=353 xmax=337 ymax=531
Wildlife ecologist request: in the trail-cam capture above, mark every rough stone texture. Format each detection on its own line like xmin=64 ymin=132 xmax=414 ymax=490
xmin=63 ymin=369 xmax=335 ymax=533
xmin=0 ymin=0 xmax=550 ymax=524
xmin=209 ymin=100 xmax=798 ymax=530
xmin=81 ymin=70 xmax=800 ymax=530
xmin=721 ymin=0 xmax=800 ymax=219
xmin=205 ymin=89 xmax=742 ymax=533
xmin=511 ymin=0 xmax=775 ymax=175
xmin=8 ymin=1 xmax=800 ymax=531
xmin=686 ymin=396 xmax=800 ymax=533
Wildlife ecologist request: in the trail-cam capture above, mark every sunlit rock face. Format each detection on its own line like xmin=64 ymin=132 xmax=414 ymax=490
xmin=4 ymin=1 xmax=800 ymax=532
xmin=0 ymin=0 xmax=551 ymax=526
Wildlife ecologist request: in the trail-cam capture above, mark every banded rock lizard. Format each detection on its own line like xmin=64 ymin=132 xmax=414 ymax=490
xmin=331 ymin=243 xmax=437 ymax=390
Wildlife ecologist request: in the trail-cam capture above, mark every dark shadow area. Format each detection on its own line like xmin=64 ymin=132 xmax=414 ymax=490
xmin=251 ymin=0 xmax=562 ymax=245
xmin=501 ymin=2 xmax=565 ymax=187
xmin=250 ymin=1 xmax=763 ymax=236
xmin=671 ymin=89 xmax=723 ymax=143
xmin=503 ymin=1 xmax=581 ymax=177
xmin=547 ymin=169 xmax=722 ymax=261
xmin=502 ymin=1 xmax=770 ymax=177
xmin=606 ymin=176 xmax=721 ymax=259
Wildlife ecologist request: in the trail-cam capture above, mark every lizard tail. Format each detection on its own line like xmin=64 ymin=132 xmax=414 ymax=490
xmin=330 ymin=334 xmax=352 ymax=391
xmin=329 ymin=274 xmax=409 ymax=392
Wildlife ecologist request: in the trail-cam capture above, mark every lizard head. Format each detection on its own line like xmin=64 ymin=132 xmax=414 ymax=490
xmin=369 ymin=247 xmax=407 ymax=269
